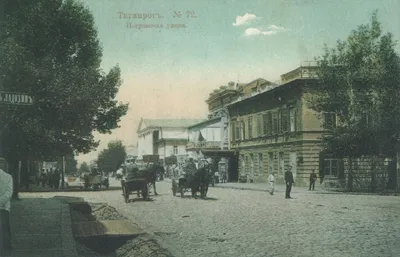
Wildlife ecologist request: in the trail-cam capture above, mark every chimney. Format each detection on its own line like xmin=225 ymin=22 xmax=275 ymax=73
xmin=228 ymin=81 xmax=235 ymax=89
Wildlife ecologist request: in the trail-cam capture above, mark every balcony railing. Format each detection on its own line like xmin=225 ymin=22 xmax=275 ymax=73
xmin=186 ymin=141 xmax=222 ymax=149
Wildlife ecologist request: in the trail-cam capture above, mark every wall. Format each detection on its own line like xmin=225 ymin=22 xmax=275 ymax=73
xmin=188 ymin=120 xmax=223 ymax=143
xmin=137 ymin=130 xmax=155 ymax=156
xmin=162 ymin=128 xmax=188 ymax=139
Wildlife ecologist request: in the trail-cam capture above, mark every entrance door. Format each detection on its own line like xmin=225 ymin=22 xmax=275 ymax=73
xmin=289 ymin=152 xmax=297 ymax=178
xmin=228 ymin=155 xmax=239 ymax=182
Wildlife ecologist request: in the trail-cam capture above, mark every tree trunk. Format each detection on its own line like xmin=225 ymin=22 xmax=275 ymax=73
xmin=61 ymin=156 xmax=65 ymax=189
xmin=347 ymin=157 xmax=353 ymax=192
xmin=370 ymin=157 xmax=377 ymax=193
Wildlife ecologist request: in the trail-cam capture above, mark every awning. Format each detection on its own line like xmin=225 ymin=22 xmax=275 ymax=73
xmin=200 ymin=149 xmax=236 ymax=158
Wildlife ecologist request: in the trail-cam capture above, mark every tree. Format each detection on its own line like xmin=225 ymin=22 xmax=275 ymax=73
xmin=0 ymin=0 xmax=128 ymax=196
xmin=306 ymin=11 xmax=400 ymax=191
xmin=78 ymin=162 xmax=90 ymax=175
xmin=65 ymin=154 xmax=78 ymax=175
xmin=97 ymin=140 xmax=127 ymax=173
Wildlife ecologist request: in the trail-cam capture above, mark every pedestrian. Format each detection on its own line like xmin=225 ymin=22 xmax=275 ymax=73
xmin=284 ymin=166 xmax=295 ymax=199
xmin=309 ymin=169 xmax=317 ymax=191
xmin=0 ymin=163 xmax=13 ymax=255
xmin=268 ymin=172 xmax=276 ymax=195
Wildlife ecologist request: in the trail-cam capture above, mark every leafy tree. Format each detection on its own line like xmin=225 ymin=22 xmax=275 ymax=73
xmin=306 ymin=11 xmax=400 ymax=191
xmin=65 ymin=154 xmax=78 ymax=175
xmin=0 ymin=0 xmax=128 ymax=195
xmin=78 ymin=162 xmax=90 ymax=175
xmin=97 ymin=140 xmax=127 ymax=173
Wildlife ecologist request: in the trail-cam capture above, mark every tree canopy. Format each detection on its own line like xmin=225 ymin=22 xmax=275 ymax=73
xmin=96 ymin=140 xmax=127 ymax=173
xmin=78 ymin=161 xmax=90 ymax=174
xmin=306 ymin=11 xmax=400 ymax=158
xmin=0 ymin=0 xmax=128 ymax=162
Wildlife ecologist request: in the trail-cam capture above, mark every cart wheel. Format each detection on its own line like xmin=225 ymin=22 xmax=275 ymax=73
xmin=142 ymin=185 xmax=149 ymax=200
xmin=172 ymin=180 xmax=177 ymax=196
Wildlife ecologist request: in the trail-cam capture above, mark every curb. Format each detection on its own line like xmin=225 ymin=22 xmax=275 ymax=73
xmin=61 ymin=203 xmax=79 ymax=257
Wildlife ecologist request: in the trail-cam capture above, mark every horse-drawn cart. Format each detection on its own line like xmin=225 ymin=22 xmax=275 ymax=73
xmin=83 ymin=173 xmax=109 ymax=190
xmin=171 ymin=159 xmax=210 ymax=198
xmin=121 ymin=178 xmax=149 ymax=203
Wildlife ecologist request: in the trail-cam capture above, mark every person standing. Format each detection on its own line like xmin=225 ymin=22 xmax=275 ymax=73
xmin=284 ymin=166 xmax=295 ymax=199
xmin=0 ymin=166 xmax=13 ymax=255
xmin=309 ymin=169 xmax=317 ymax=191
xmin=268 ymin=172 xmax=276 ymax=195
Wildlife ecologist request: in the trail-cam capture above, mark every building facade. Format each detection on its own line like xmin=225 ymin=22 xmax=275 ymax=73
xmin=185 ymin=82 xmax=242 ymax=181
xmin=137 ymin=118 xmax=204 ymax=163
xmin=227 ymin=66 xmax=330 ymax=186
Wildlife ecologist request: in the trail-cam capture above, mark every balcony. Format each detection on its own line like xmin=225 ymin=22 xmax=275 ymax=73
xmin=186 ymin=141 xmax=222 ymax=149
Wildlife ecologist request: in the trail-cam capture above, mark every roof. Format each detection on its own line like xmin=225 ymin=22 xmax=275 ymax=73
xmin=137 ymin=118 xmax=206 ymax=132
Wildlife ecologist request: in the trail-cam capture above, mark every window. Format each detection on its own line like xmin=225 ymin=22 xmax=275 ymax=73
xmin=267 ymin=113 xmax=273 ymax=135
xmin=258 ymin=153 xmax=263 ymax=174
xmin=279 ymin=152 xmax=285 ymax=174
xmin=289 ymin=107 xmax=296 ymax=132
xmin=281 ymin=108 xmax=289 ymax=132
xmin=231 ymin=122 xmax=236 ymax=141
xmin=278 ymin=110 xmax=282 ymax=134
xmin=268 ymin=153 xmax=274 ymax=174
xmin=241 ymin=154 xmax=245 ymax=172
xmin=262 ymin=114 xmax=268 ymax=135
xmin=245 ymin=155 xmax=248 ymax=173
xmin=250 ymin=154 xmax=254 ymax=173
xmin=173 ymin=146 xmax=178 ymax=155
xmin=323 ymin=113 xmax=336 ymax=129
xmin=241 ymin=121 xmax=246 ymax=140
xmin=248 ymin=116 xmax=253 ymax=139
xmin=257 ymin=115 xmax=262 ymax=137
xmin=272 ymin=112 xmax=278 ymax=135
xmin=324 ymin=159 xmax=338 ymax=177
xmin=235 ymin=123 xmax=240 ymax=141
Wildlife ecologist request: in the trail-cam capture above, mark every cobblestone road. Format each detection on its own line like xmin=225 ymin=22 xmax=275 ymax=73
xmin=23 ymin=181 xmax=400 ymax=257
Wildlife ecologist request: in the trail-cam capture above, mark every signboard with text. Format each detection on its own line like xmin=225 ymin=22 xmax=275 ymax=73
xmin=0 ymin=91 xmax=34 ymax=105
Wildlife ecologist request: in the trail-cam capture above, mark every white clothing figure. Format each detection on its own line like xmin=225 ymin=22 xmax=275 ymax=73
xmin=0 ymin=169 xmax=13 ymax=211
xmin=268 ymin=173 xmax=276 ymax=195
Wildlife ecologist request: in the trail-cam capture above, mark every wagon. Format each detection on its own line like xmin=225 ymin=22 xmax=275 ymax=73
xmin=83 ymin=174 xmax=109 ymax=190
xmin=171 ymin=174 xmax=207 ymax=198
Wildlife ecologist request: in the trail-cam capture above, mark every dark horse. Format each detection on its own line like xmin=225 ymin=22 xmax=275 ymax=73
xmin=130 ymin=163 xmax=165 ymax=197
xmin=178 ymin=160 xmax=211 ymax=198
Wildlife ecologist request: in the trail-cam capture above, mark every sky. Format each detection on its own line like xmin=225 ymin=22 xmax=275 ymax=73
xmin=75 ymin=0 xmax=400 ymax=165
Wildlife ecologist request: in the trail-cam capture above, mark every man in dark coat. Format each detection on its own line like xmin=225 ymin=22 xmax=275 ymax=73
xmin=284 ymin=166 xmax=295 ymax=199
xmin=309 ymin=169 xmax=317 ymax=191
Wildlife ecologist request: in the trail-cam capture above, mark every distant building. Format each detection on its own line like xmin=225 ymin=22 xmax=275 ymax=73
xmin=125 ymin=144 xmax=138 ymax=164
xmin=137 ymin=118 xmax=205 ymax=162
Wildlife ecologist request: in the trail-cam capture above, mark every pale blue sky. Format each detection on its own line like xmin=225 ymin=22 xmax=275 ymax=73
xmin=76 ymin=0 xmax=400 ymax=164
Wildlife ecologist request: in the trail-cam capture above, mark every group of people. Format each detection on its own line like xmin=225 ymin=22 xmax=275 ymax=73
xmin=38 ymin=168 xmax=61 ymax=189
xmin=267 ymin=166 xmax=318 ymax=198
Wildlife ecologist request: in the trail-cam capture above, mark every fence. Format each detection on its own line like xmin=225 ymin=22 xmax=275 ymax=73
xmin=342 ymin=156 xmax=392 ymax=192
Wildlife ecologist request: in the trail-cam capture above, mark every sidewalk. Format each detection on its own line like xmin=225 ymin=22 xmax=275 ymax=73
xmin=163 ymin=178 xmax=336 ymax=194
xmin=9 ymin=197 xmax=78 ymax=257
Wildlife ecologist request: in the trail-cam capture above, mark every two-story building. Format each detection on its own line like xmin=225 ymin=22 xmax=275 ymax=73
xmin=137 ymin=118 xmax=204 ymax=163
xmin=227 ymin=65 xmax=334 ymax=186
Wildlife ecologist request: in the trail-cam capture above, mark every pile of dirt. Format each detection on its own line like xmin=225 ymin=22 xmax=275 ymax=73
xmin=70 ymin=202 xmax=174 ymax=257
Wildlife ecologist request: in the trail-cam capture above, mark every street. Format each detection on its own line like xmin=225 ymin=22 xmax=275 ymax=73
xmin=21 ymin=181 xmax=400 ymax=257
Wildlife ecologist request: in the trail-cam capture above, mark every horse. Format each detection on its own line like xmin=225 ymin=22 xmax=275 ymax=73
xmin=142 ymin=163 xmax=165 ymax=196
xmin=126 ymin=163 xmax=165 ymax=197
xmin=178 ymin=159 xmax=211 ymax=198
